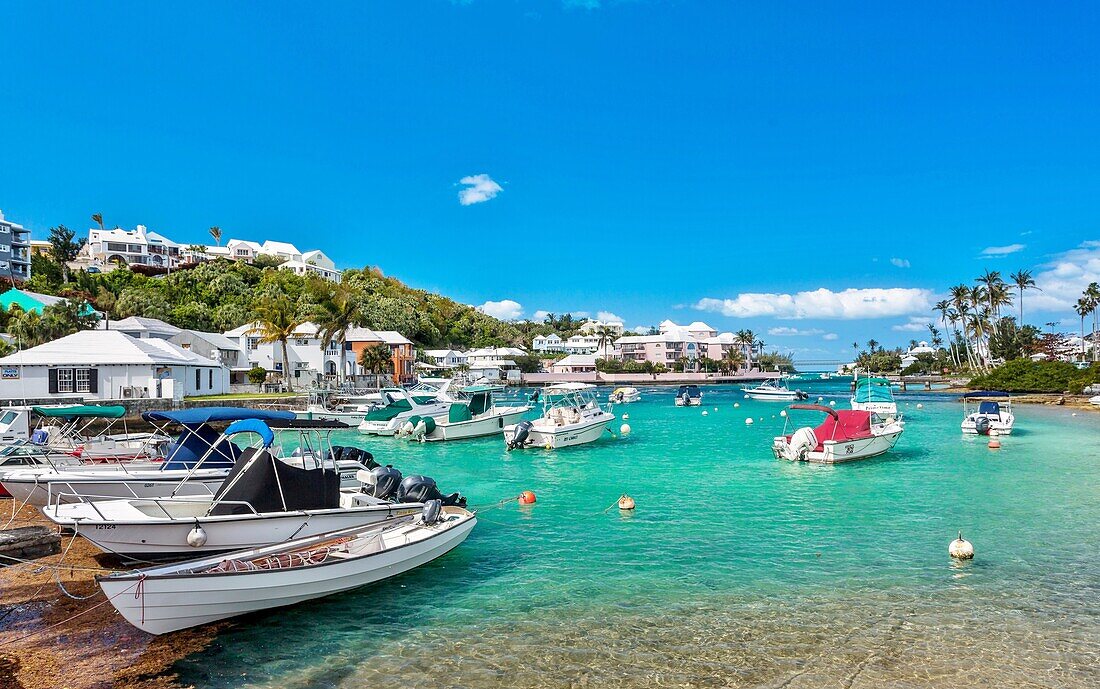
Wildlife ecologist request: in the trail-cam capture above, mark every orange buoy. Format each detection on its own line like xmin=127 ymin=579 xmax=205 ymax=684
xmin=987 ymin=438 xmax=1001 ymax=449
xmin=617 ymin=494 xmax=636 ymax=510
xmin=518 ymin=490 xmax=537 ymax=505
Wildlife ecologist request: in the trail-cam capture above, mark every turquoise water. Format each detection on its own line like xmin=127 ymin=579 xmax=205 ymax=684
xmin=175 ymin=384 xmax=1100 ymax=688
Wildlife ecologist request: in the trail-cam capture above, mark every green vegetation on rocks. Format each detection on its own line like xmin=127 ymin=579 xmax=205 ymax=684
xmin=967 ymin=359 xmax=1100 ymax=394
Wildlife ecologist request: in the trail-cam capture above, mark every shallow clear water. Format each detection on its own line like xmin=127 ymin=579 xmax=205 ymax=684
xmin=175 ymin=383 xmax=1100 ymax=688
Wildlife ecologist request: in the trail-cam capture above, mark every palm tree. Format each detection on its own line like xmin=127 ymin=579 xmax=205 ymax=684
xmin=91 ymin=213 xmax=105 ymax=230
xmin=1010 ymin=269 xmax=1038 ymax=325
xmin=1075 ymin=297 xmax=1091 ymax=361
xmin=254 ymin=295 xmax=304 ymax=391
xmin=735 ymin=330 xmax=755 ymax=371
xmin=316 ymin=282 xmax=362 ymax=382
xmin=209 ymin=226 xmax=223 ymax=246
xmin=722 ymin=347 xmax=745 ymax=374
xmin=1087 ymin=283 xmax=1100 ymax=362
xmin=594 ymin=326 xmax=616 ymax=360
xmin=358 ymin=344 xmax=394 ymax=385
xmin=866 ymin=339 xmax=879 ymax=353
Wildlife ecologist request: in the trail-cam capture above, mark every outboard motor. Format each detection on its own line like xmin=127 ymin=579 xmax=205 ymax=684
xmin=975 ymin=416 xmax=991 ymax=436
xmin=397 ymin=474 xmax=439 ymax=503
xmin=529 ymin=390 xmax=540 ymax=404
xmin=360 ymin=450 xmax=379 ymax=470
xmin=363 ymin=465 xmax=402 ymax=499
xmin=342 ymin=447 xmax=361 ymax=464
xmin=508 ymin=420 xmax=534 ymax=450
xmin=421 ymin=499 xmax=443 ymax=525
xmin=681 ymin=391 xmax=691 ymax=405
xmin=795 ymin=390 xmax=809 ymax=400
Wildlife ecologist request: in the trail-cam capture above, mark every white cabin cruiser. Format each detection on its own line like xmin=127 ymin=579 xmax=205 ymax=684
xmin=43 ymin=419 xmax=467 ymax=558
xmin=503 ymin=383 xmax=615 ymax=450
xmin=742 ymin=378 xmax=808 ymax=402
xmin=674 ymin=385 xmax=702 ymax=406
xmin=961 ymin=391 xmax=1015 ymax=435
xmin=98 ymin=503 xmax=476 ymax=635
xmin=399 ymin=385 xmax=531 ymax=442
xmin=609 ymin=387 xmax=641 ymax=404
xmin=772 ymin=405 xmax=903 ymax=464
xmin=356 ymin=384 xmax=453 ymax=436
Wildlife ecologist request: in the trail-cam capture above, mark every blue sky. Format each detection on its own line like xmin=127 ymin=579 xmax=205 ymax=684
xmin=2 ymin=1 xmax=1099 ymax=362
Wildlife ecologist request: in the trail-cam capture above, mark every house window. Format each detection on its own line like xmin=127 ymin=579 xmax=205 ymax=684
xmin=274 ymin=362 xmax=283 ymax=372
xmin=297 ymin=339 xmax=309 ymax=346
xmin=57 ymin=369 xmax=74 ymax=393
xmin=209 ymin=369 xmax=213 ymax=388
xmin=196 ymin=369 xmax=201 ymax=389
xmin=247 ymin=337 xmax=259 ymax=350
xmin=106 ymin=242 xmax=128 ymax=252
xmin=75 ymin=369 xmax=91 ymax=393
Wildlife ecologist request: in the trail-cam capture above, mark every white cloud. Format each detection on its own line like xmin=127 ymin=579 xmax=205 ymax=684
xmin=532 ymin=309 xmax=590 ymax=321
xmin=892 ymin=316 xmax=931 ymax=332
xmin=457 ymin=174 xmax=503 ymax=205
xmin=890 ymin=258 xmax=911 ymax=268
xmin=477 ymin=299 xmax=523 ymax=320
xmin=823 ymin=333 xmax=838 ymax=341
xmin=1025 ymin=240 xmax=1100 ymax=314
xmin=629 ymin=325 xmax=653 ymax=334
xmin=596 ymin=311 xmax=623 ymax=323
xmin=767 ymin=326 xmax=824 ymax=336
xmin=694 ymin=287 xmax=934 ymax=320
xmin=981 ymin=243 xmax=1026 ymax=256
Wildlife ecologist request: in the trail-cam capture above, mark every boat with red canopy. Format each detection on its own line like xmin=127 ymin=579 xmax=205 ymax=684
xmin=772 ymin=404 xmax=903 ymax=464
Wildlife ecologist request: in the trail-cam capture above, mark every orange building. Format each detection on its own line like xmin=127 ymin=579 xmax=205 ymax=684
xmin=346 ymin=328 xmax=416 ymax=384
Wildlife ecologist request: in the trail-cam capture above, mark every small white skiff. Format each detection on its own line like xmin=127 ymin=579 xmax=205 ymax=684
xmin=98 ymin=504 xmax=476 ymax=634
xmin=503 ymin=383 xmax=614 ymax=450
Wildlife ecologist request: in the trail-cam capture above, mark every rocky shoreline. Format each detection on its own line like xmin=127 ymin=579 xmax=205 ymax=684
xmin=0 ymin=503 xmax=217 ymax=689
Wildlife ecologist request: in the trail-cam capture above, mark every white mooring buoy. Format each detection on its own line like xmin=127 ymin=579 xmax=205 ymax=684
xmin=917 ymin=403 xmax=924 ymax=409
xmin=745 ymin=417 xmax=754 ymax=425
xmin=702 ymin=410 xmax=709 ymax=416
xmin=620 ymin=423 xmax=632 ymax=436
xmin=780 ymin=410 xmax=787 ymax=417
xmin=734 ymin=402 xmax=740 ymax=408
xmin=622 ymin=413 xmax=630 ymax=420
xmin=949 ymin=531 xmax=974 ymax=559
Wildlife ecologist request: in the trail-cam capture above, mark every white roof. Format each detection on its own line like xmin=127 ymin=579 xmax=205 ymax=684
xmin=146 ymin=231 xmax=179 ymax=248
xmin=0 ymin=330 xmax=221 ymax=366
xmin=98 ymin=316 xmax=181 ymax=337
xmin=227 ymin=239 xmax=263 ymax=252
xmin=261 ymin=240 xmax=301 ymax=257
xmin=344 ymin=327 xmax=382 ymax=342
xmin=424 ymin=349 xmax=463 ymax=357
xmin=616 ymin=329 xmax=698 ymax=344
xmin=535 ymin=334 xmax=563 ymax=342
xmin=224 ymin=321 xmax=320 ymax=338
xmin=551 ymin=354 xmax=598 ymax=367
xmin=376 ymin=330 xmax=412 ymax=346
xmin=183 ymin=330 xmax=241 ymax=351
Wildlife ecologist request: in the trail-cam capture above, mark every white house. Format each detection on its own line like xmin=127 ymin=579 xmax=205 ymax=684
xmin=0 ymin=330 xmax=229 ymax=402
xmin=423 ymin=349 xmax=468 ymax=368
xmin=532 ymin=334 xmax=565 ymax=353
xmin=466 ymin=347 xmax=527 ymax=366
xmin=223 ymin=321 xmax=343 ymax=384
xmin=659 ymin=320 xmax=717 ymax=340
xmin=549 ymin=354 xmax=598 ymax=374
xmin=901 ymin=341 xmax=936 ymax=368
xmin=197 ymin=239 xmax=342 ymax=281
xmin=578 ymin=319 xmax=625 ymax=337
xmin=85 ymin=225 xmax=183 ymax=268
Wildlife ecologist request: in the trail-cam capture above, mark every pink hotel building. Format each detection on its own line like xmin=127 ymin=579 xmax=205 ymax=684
xmin=614 ymin=321 xmax=743 ymax=367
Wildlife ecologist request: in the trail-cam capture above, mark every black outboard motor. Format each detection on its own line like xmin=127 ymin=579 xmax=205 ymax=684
xmin=396 ymin=475 xmax=467 ymax=507
xmin=796 ymin=390 xmax=808 ymax=400
xmin=421 ymin=499 xmax=442 ymax=525
xmin=681 ymin=391 xmax=691 ymax=405
xmin=975 ymin=416 xmax=991 ymax=436
xmin=508 ymin=420 xmax=534 ymax=450
xmin=364 ymin=465 xmax=402 ymax=499
xmin=342 ymin=446 xmax=361 ymax=464
xmin=362 ymin=451 xmax=380 ymax=470
xmin=529 ymin=390 xmax=540 ymax=404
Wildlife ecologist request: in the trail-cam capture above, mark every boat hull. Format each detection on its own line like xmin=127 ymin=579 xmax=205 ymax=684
xmin=46 ymin=500 xmax=423 ymax=557
xmin=745 ymin=391 xmax=800 ymax=401
xmin=98 ymin=516 xmax=475 ymax=634
xmin=0 ymin=472 xmax=226 ymax=507
xmin=357 ymin=403 xmax=450 ymax=436
xmin=961 ymin=416 xmax=1014 ymax=435
xmin=773 ymin=430 xmax=903 ymax=464
xmin=425 ymin=408 xmax=529 ymax=442
xmin=674 ymin=398 xmax=702 ymax=406
xmin=503 ymin=415 xmax=612 ymax=449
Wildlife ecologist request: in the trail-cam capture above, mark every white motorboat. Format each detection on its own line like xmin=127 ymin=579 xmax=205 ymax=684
xmin=1089 ymin=395 xmax=1100 ymax=406
xmin=43 ymin=419 xmax=466 ymax=557
xmin=399 ymin=385 xmax=531 ymax=442
xmin=609 ymin=387 xmax=641 ymax=404
xmin=356 ymin=384 xmax=453 ymax=436
xmin=0 ymin=408 xmax=372 ymax=507
xmin=98 ymin=503 xmax=475 ymax=635
xmin=960 ymin=391 xmax=1015 ymax=435
xmin=742 ymin=378 xmax=808 ymax=402
xmin=772 ymin=405 xmax=903 ymax=463
xmin=292 ymin=389 xmax=381 ymax=425
xmin=850 ymin=377 xmax=899 ymax=416
xmin=503 ymin=383 xmax=615 ymax=450
xmin=674 ymin=385 xmax=702 ymax=406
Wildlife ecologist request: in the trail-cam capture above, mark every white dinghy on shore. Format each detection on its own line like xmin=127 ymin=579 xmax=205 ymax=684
xmin=97 ymin=502 xmax=476 ymax=635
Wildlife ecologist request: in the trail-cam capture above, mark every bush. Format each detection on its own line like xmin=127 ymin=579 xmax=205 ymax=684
xmin=968 ymin=359 xmax=1100 ymax=393
xmin=247 ymin=366 xmax=268 ymax=388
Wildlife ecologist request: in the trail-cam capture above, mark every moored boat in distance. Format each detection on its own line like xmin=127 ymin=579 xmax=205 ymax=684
xmin=961 ymin=391 xmax=1015 ymax=435
xmin=609 ymin=387 xmax=641 ymax=404
xmin=503 ymin=383 xmax=615 ymax=450
xmin=398 ymin=385 xmax=531 ymax=442
xmin=742 ymin=378 xmax=808 ymax=402
xmin=356 ymin=384 xmax=453 ymax=436
xmin=674 ymin=385 xmax=702 ymax=406
xmin=97 ymin=502 xmax=476 ymax=635
xmin=772 ymin=404 xmax=903 ymax=463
